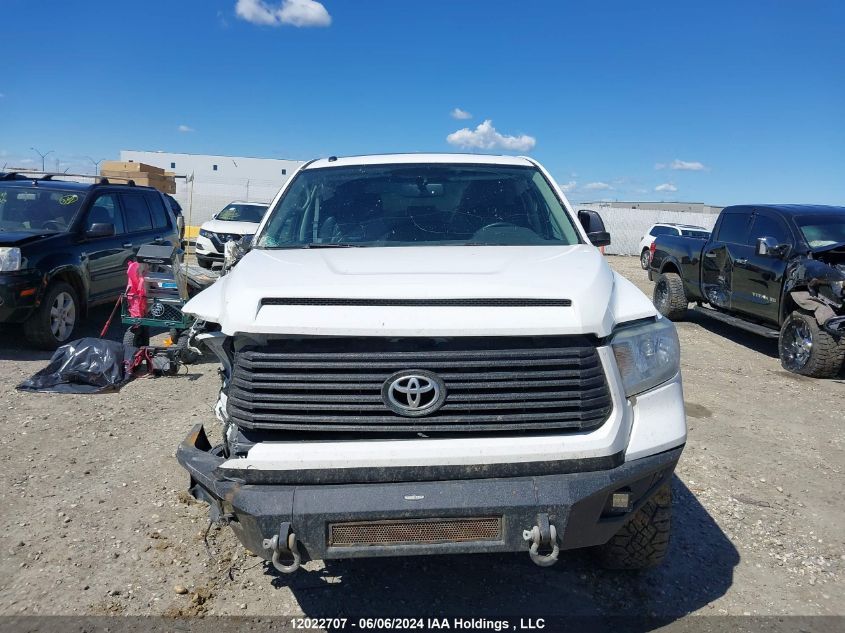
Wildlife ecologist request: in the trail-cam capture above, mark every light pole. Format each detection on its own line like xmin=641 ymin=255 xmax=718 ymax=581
xmin=86 ymin=156 xmax=105 ymax=175
xmin=30 ymin=147 xmax=54 ymax=172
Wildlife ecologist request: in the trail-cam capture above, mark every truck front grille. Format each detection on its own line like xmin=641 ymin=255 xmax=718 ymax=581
xmin=329 ymin=517 xmax=502 ymax=547
xmin=227 ymin=336 xmax=613 ymax=433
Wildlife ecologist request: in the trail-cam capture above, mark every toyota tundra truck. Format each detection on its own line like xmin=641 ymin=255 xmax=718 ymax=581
xmin=177 ymin=154 xmax=686 ymax=573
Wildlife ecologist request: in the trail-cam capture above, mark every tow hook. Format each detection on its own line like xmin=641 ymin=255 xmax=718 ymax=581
xmin=522 ymin=514 xmax=560 ymax=567
xmin=262 ymin=522 xmax=301 ymax=574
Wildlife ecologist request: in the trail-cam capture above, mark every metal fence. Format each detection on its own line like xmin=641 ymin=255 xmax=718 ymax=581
xmin=578 ymin=204 xmax=718 ymax=256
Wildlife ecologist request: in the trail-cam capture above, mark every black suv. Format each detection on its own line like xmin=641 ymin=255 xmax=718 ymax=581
xmin=0 ymin=174 xmax=181 ymax=348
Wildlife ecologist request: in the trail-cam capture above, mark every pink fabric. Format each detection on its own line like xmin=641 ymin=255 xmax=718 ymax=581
xmin=126 ymin=261 xmax=147 ymax=318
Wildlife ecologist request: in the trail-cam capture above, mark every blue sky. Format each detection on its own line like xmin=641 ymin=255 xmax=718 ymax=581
xmin=1 ymin=0 xmax=843 ymax=204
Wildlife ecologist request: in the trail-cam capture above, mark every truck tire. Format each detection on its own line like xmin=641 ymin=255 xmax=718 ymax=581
xmin=653 ymin=272 xmax=688 ymax=320
xmin=123 ymin=325 xmax=150 ymax=349
xmin=595 ymin=484 xmax=672 ymax=570
xmin=779 ymin=310 xmax=845 ymax=378
xmin=640 ymin=248 xmax=651 ymax=270
xmin=23 ymin=281 xmax=80 ymax=350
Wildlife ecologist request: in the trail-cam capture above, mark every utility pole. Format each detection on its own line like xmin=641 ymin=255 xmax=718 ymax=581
xmin=30 ymin=147 xmax=54 ymax=172
xmin=86 ymin=156 xmax=105 ymax=175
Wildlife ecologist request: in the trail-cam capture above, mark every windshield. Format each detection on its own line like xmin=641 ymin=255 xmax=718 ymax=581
xmin=216 ymin=203 xmax=268 ymax=223
xmin=680 ymin=229 xmax=710 ymax=238
xmin=0 ymin=185 xmax=85 ymax=232
xmin=795 ymin=214 xmax=845 ymax=249
xmin=255 ymin=164 xmax=581 ymax=248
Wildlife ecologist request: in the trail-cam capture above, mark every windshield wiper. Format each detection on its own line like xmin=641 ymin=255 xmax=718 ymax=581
xmin=302 ymin=243 xmax=362 ymax=248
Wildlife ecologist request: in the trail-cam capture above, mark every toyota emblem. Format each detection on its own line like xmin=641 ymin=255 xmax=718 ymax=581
xmin=382 ymin=370 xmax=447 ymax=417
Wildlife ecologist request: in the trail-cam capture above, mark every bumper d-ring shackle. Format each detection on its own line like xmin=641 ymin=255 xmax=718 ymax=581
xmin=262 ymin=522 xmax=301 ymax=574
xmin=523 ymin=513 xmax=560 ymax=567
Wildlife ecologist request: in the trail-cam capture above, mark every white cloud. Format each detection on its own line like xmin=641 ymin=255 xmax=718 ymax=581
xmin=656 ymin=159 xmax=707 ymax=171
xmin=655 ymin=183 xmax=678 ymax=192
xmin=446 ymin=119 xmax=536 ymax=152
xmin=558 ymin=180 xmax=577 ymax=193
xmin=178 ymin=124 xmax=195 ymax=133
xmin=450 ymin=107 xmax=472 ymax=120
xmin=583 ymin=182 xmax=612 ymax=191
xmin=235 ymin=0 xmax=331 ymax=27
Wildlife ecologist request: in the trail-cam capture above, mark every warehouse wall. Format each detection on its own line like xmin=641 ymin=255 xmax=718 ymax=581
xmin=577 ymin=203 xmax=718 ymax=256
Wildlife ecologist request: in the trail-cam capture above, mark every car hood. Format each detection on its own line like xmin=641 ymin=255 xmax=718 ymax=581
xmin=200 ymin=219 xmax=260 ymax=235
xmin=0 ymin=230 xmax=56 ymax=247
xmin=183 ymin=245 xmax=657 ymax=337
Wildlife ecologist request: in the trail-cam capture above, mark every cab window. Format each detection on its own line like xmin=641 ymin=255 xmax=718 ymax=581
xmin=85 ymin=194 xmax=125 ymax=235
xmin=121 ymin=194 xmax=153 ymax=233
xmin=717 ymin=213 xmax=750 ymax=244
xmin=750 ymin=213 xmax=791 ymax=246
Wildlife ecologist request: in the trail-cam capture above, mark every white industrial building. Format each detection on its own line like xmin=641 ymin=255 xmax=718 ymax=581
xmin=119 ymin=150 xmax=305 ymax=227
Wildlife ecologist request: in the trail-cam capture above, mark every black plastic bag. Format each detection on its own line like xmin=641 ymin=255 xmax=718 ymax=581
xmin=17 ymin=338 xmax=134 ymax=394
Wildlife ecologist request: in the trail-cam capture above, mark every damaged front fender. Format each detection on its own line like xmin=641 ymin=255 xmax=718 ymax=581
xmin=785 ymin=249 xmax=845 ymax=333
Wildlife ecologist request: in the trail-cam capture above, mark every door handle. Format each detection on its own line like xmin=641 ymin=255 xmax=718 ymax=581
xmin=704 ymin=252 xmax=716 ymax=258
xmin=153 ymin=236 xmax=165 ymax=243
xmin=123 ymin=243 xmax=134 ymax=248
xmin=735 ymin=258 xmax=748 ymax=266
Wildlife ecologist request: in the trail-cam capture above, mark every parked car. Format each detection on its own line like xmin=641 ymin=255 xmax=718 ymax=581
xmin=638 ymin=223 xmax=710 ymax=269
xmin=0 ymin=174 xmax=180 ymax=348
xmin=195 ymin=201 xmax=269 ymax=269
xmin=179 ymin=154 xmax=686 ymax=573
xmin=650 ymin=204 xmax=845 ymax=377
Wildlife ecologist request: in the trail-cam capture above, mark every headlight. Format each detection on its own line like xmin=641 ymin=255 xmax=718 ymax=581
xmin=610 ymin=317 xmax=680 ymax=396
xmin=0 ymin=247 xmax=22 ymax=272
xmin=831 ymin=280 xmax=844 ymax=298
xmin=199 ymin=229 xmax=212 ymax=238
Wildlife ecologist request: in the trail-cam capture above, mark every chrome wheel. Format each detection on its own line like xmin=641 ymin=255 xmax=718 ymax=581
xmin=781 ymin=318 xmax=812 ymax=370
xmin=50 ymin=291 xmax=76 ymax=342
xmin=654 ymin=279 xmax=668 ymax=311
xmin=640 ymin=249 xmax=651 ymax=269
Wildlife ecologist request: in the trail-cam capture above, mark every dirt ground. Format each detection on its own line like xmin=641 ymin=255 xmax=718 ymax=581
xmin=0 ymin=255 xmax=842 ymax=622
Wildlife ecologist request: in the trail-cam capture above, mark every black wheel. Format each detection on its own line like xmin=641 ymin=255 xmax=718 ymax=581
xmin=779 ymin=310 xmax=845 ymax=378
xmin=594 ymin=484 xmax=672 ymax=570
xmin=197 ymin=256 xmax=212 ymax=270
xmin=653 ymin=272 xmax=688 ymax=320
xmin=23 ymin=282 xmax=80 ymax=349
xmin=122 ymin=325 xmax=150 ymax=349
xmin=640 ymin=248 xmax=651 ymax=270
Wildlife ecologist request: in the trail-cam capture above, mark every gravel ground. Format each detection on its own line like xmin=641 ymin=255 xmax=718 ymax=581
xmin=0 ymin=255 xmax=842 ymax=621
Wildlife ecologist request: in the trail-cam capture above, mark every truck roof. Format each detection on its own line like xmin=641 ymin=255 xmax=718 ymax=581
xmin=305 ymin=153 xmax=535 ymax=170
xmin=725 ymin=204 xmax=845 ymax=217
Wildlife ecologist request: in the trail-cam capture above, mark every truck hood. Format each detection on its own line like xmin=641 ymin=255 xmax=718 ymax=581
xmin=183 ymin=245 xmax=657 ymax=337
xmin=200 ymin=219 xmax=260 ymax=235
xmin=0 ymin=230 xmax=56 ymax=247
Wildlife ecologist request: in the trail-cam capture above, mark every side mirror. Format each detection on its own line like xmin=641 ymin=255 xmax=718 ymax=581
xmin=86 ymin=222 xmax=115 ymax=238
xmin=578 ymin=209 xmax=611 ymax=247
xmin=756 ymin=236 xmax=789 ymax=258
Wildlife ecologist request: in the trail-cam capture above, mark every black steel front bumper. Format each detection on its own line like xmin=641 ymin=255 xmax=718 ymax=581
xmin=0 ymin=270 xmax=42 ymax=323
xmin=177 ymin=424 xmax=683 ymax=562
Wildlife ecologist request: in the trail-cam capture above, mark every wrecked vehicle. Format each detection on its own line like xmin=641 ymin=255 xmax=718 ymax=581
xmin=650 ymin=204 xmax=845 ymax=377
xmin=178 ymin=153 xmax=687 ymax=573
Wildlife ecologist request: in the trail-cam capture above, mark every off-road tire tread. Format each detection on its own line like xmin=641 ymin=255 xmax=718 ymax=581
xmin=654 ymin=272 xmax=688 ymax=320
xmin=23 ymin=282 xmax=79 ymax=350
xmin=595 ymin=484 xmax=672 ymax=570
xmin=779 ymin=310 xmax=845 ymax=378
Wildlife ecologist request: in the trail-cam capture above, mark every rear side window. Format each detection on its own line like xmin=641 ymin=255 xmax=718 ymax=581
xmin=121 ymin=194 xmax=153 ymax=233
xmin=650 ymin=226 xmax=670 ymax=236
xmin=717 ymin=213 xmax=750 ymax=244
xmin=750 ymin=213 xmax=791 ymax=245
xmin=86 ymin=193 xmax=125 ymax=235
xmin=147 ymin=193 xmax=170 ymax=229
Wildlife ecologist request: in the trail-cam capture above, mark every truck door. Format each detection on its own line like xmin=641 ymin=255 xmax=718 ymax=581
xmin=701 ymin=210 xmax=751 ymax=310
xmin=732 ymin=211 xmax=792 ymax=325
xmin=79 ymin=192 xmax=131 ymax=303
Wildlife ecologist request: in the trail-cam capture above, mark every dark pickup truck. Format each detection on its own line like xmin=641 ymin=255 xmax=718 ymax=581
xmin=650 ymin=204 xmax=845 ymax=377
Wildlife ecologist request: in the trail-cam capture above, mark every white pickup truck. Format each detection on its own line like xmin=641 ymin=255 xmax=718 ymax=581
xmin=178 ymin=154 xmax=686 ymax=572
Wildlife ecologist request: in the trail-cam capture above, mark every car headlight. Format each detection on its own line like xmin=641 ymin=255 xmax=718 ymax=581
xmin=610 ymin=317 xmax=680 ymax=397
xmin=199 ymin=229 xmax=212 ymax=238
xmin=831 ymin=280 xmax=844 ymax=299
xmin=0 ymin=247 xmax=22 ymax=272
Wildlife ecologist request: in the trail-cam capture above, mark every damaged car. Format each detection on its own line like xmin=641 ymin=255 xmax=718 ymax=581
xmin=650 ymin=204 xmax=845 ymax=377
xmin=177 ymin=153 xmax=687 ymax=573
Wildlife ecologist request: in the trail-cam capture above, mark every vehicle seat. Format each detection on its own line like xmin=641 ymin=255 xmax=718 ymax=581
xmin=451 ymin=180 xmax=528 ymax=236
xmin=318 ymin=192 xmax=389 ymax=243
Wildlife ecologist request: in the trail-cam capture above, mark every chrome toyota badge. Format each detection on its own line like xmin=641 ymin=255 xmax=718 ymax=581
xmin=382 ymin=370 xmax=447 ymax=417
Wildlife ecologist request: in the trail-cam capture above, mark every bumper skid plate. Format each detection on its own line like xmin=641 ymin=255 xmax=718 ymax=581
xmin=177 ymin=424 xmax=682 ymax=563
